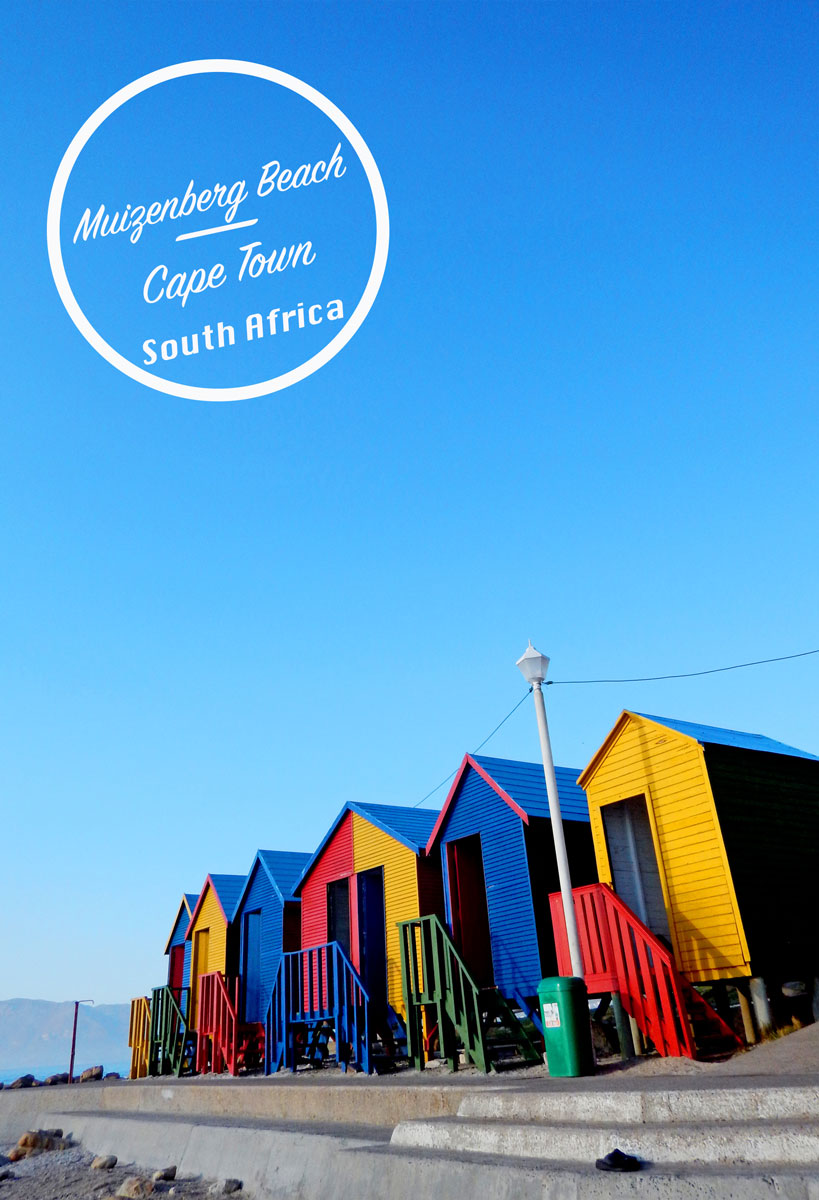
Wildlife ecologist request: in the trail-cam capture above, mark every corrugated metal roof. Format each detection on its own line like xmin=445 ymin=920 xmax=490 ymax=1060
xmin=208 ymin=873 xmax=246 ymax=921
xmin=636 ymin=714 xmax=819 ymax=761
xmin=184 ymin=893 xmax=199 ymax=914
xmin=257 ymin=849 xmax=312 ymax=901
xmin=351 ymin=802 xmax=440 ymax=852
xmin=471 ymin=755 xmax=589 ymax=822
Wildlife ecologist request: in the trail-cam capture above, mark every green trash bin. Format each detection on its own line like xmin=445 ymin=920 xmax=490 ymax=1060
xmin=537 ymin=976 xmax=594 ymax=1077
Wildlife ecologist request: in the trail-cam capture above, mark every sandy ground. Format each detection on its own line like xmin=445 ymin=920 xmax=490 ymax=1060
xmin=0 ymin=1145 xmax=224 ymax=1200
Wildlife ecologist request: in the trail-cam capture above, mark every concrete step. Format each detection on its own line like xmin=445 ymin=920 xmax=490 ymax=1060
xmin=390 ymin=1112 xmax=819 ymax=1166
xmin=458 ymin=1082 xmax=819 ymax=1124
xmin=27 ymin=1109 xmax=819 ymax=1199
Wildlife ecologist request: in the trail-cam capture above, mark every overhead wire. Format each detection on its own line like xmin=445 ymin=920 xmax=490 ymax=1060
xmin=544 ymin=647 xmax=819 ymax=686
xmin=411 ymin=646 xmax=817 ymax=807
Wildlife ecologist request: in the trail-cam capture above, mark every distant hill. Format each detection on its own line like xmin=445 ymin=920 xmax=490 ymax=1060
xmin=0 ymin=998 xmax=130 ymax=1074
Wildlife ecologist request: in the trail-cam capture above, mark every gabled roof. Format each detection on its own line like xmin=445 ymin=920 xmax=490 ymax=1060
xmin=163 ymin=892 xmax=198 ymax=956
xmin=294 ymin=802 xmax=441 ymax=895
xmin=579 ymin=710 xmax=818 ymax=788
xmin=231 ymin=849 xmax=312 ymax=921
xmin=426 ymin=753 xmax=588 ymax=853
xmin=636 ymin=713 xmax=819 ymax=761
xmin=185 ymin=873 xmax=246 ymax=939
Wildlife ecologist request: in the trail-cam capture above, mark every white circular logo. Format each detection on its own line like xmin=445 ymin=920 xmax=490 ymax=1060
xmin=47 ymin=60 xmax=389 ymax=402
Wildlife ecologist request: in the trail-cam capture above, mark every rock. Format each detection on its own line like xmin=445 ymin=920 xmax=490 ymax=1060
xmin=43 ymin=1128 xmax=63 ymax=1138
xmin=45 ymin=1073 xmax=69 ymax=1086
xmin=92 ymin=1155 xmax=118 ymax=1170
xmin=8 ymin=1074 xmax=35 ymax=1089
xmin=18 ymin=1131 xmax=51 ymax=1150
xmin=152 ymin=1167 xmax=177 ymax=1182
xmin=104 ymin=1072 xmax=122 ymax=1080
xmin=7 ymin=1150 xmax=25 ymax=1163
xmin=0 ymin=1169 xmax=14 ymax=1181
xmin=80 ymin=1064 xmax=104 ymax=1082
xmin=222 ymin=1181 xmax=242 ymax=1194
xmin=116 ymin=1176 xmax=154 ymax=1198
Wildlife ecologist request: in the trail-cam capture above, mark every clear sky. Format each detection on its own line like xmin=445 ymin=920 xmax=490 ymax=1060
xmin=3 ymin=0 xmax=818 ymax=1004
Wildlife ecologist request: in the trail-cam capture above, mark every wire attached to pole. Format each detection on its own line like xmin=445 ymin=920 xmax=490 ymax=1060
xmin=545 ymin=647 xmax=819 ymax=686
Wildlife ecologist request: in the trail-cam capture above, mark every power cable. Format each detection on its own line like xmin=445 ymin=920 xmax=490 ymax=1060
xmin=412 ymin=645 xmax=817 ymax=807
xmin=545 ymin=647 xmax=819 ymax=686
xmin=412 ymin=687 xmax=532 ymax=808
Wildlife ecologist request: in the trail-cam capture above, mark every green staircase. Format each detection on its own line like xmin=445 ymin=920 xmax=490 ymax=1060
xmin=149 ymin=986 xmax=197 ymax=1077
xmin=397 ymin=914 xmax=541 ymax=1073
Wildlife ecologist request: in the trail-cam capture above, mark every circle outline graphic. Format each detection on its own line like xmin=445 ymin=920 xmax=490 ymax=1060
xmin=47 ymin=60 xmax=389 ymax=402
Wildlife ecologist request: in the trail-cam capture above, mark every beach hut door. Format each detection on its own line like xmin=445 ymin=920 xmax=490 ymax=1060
xmin=192 ymin=928 xmax=209 ymax=1023
xmin=242 ymin=911 xmax=262 ymax=1023
xmin=327 ymin=877 xmax=352 ymax=957
xmin=169 ymin=944 xmax=185 ymax=994
xmin=357 ymin=867 xmax=387 ymax=1006
xmin=602 ymin=796 xmax=670 ymax=940
xmin=446 ymin=835 xmax=494 ymax=986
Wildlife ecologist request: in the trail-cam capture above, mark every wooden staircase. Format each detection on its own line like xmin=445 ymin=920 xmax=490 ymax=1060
xmin=264 ymin=942 xmax=371 ymax=1074
xmin=397 ymin=914 xmax=541 ymax=1072
xmin=196 ymin=972 xmax=264 ymax=1076
xmin=128 ymin=996 xmax=151 ymax=1079
xmin=149 ymin=986 xmax=197 ymax=1077
xmin=549 ymin=883 xmax=743 ymax=1060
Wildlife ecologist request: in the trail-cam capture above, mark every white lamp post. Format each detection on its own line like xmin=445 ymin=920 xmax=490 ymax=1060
xmin=516 ymin=642 xmax=584 ymax=979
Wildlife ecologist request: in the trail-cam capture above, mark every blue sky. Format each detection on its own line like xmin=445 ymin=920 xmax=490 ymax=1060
xmin=2 ymin=0 xmax=818 ymax=1003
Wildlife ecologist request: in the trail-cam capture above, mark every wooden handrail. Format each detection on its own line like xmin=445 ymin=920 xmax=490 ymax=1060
xmin=265 ymin=942 xmax=371 ymax=1074
xmin=149 ymin=985 xmax=194 ymax=1077
xmin=196 ymin=972 xmax=241 ymax=1075
xmin=551 ymin=883 xmax=699 ymax=1058
xmin=128 ymin=996 xmax=151 ymax=1079
xmin=397 ymin=914 xmax=488 ymax=1072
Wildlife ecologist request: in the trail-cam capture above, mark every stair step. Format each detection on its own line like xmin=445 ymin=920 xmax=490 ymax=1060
xmin=391 ymin=1114 xmax=819 ymax=1166
xmin=458 ymin=1084 xmax=819 ymax=1124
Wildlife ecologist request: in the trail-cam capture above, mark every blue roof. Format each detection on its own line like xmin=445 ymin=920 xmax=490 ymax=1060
xmin=351 ymin=803 xmax=440 ymax=852
xmin=637 ymin=714 xmax=819 ymax=761
xmin=471 ymin=755 xmax=590 ymax=822
xmin=257 ymin=850 xmax=313 ymax=899
xmin=232 ymin=850 xmax=313 ymax=920
xmin=295 ymin=801 xmax=442 ymax=894
xmin=208 ymin=874 xmax=246 ymax=919
xmin=184 ymin=893 xmax=199 ymax=912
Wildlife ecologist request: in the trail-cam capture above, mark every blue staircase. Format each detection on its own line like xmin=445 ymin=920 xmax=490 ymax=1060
xmin=264 ymin=942 xmax=372 ymax=1074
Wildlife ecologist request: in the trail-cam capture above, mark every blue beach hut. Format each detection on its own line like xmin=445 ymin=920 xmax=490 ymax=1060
xmin=164 ymin=892 xmax=199 ymax=995
xmin=232 ymin=849 xmax=312 ymax=1024
xmin=426 ymin=754 xmax=597 ymax=1005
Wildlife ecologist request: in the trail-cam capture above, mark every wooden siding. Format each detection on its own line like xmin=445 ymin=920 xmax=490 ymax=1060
xmin=235 ymin=861 xmax=286 ymax=1024
xmin=300 ymin=811 xmax=354 ymax=952
xmin=188 ymin=884 xmax=229 ymax=1028
xmin=438 ymin=767 xmax=543 ymax=998
xmin=705 ymin=744 xmax=819 ymax=979
xmin=581 ymin=713 xmax=750 ymax=982
xmin=352 ymin=811 xmax=421 ymax=1016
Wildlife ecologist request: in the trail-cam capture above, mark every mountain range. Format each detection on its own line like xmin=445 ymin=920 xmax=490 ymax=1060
xmin=0 ymin=998 xmax=131 ymax=1076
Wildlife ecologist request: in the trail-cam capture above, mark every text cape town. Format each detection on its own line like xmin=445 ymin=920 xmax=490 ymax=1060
xmin=71 ymin=144 xmax=349 ymax=365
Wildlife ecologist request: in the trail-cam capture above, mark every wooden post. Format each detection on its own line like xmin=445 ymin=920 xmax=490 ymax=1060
xmin=611 ymin=993 xmax=635 ymax=1059
xmin=735 ymin=982 xmax=758 ymax=1044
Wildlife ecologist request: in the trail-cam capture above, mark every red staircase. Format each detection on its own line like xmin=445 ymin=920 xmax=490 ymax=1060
xmin=550 ymin=883 xmax=743 ymax=1060
xmin=196 ymin=972 xmax=264 ymax=1076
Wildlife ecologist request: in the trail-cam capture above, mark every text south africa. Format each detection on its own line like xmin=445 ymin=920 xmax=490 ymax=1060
xmin=142 ymin=300 xmax=345 ymax=364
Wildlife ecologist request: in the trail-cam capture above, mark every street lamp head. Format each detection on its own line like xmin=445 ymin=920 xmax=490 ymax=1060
xmin=516 ymin=641 xmax=550 ymax=685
